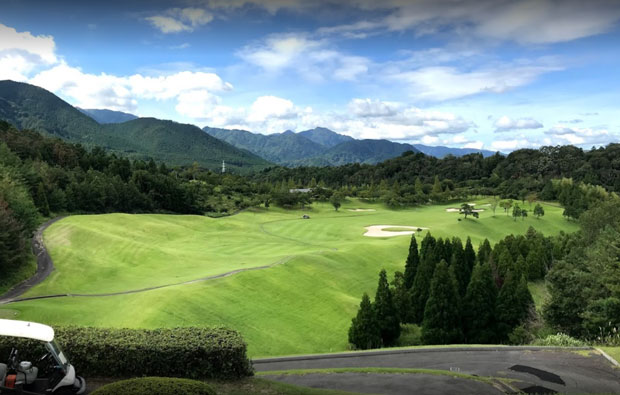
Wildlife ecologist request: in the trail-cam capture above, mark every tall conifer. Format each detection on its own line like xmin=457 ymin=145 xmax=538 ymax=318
xmin=421 ymin=260 xmax=463 ymax=344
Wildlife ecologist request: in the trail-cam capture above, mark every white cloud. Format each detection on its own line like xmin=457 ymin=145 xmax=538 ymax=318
xmin=146 ymin=8 xmax=213 ymax=34
xmin=464 ymin=141 xmax=484 ymax=150
xmin=494 ymin=115 xmax=543 ymax=132
xmin=248 ymin=96 xmax=300 ymax=122
xmin=544 ymin=125 xmax=612 ymax=146
xmin=175 ymin=90 xmax=221 ymax=119
xmin=238 ymin=33 xmax=370 ymax=81
xmin=390 ymin=61 xmax=562 ymax=101
xmin=348 ymin=98 xmax=400 ymax=117
xmin=0 ymin=23 xmax=58 ymax=81
xmin=313 ymin=0 xmax=620 ymax=45
xmin=30 ymin=62 xmax=232 ymax=113
xmin=491 ymin=138 xmax=539 ymax=151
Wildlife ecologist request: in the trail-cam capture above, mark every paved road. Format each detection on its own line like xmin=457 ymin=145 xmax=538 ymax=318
xmin=255 ymin=347 xmax=620 ymax=394
xmin=0 ymin=217 xmax=65 ymax=304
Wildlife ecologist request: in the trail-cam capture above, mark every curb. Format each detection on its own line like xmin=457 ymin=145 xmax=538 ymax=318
xmin=253 ymin=346 xmax=593 ymax=365
xmin=596 ymin=348 xmax=620 ymax=368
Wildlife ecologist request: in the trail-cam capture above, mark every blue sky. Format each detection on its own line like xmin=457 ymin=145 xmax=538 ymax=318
xmin=1 ymin=0 xmax=619 ymax=151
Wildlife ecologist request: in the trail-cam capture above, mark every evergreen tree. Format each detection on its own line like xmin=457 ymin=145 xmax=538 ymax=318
xmin=404 ymin=234 xmax=419 ymax=290
xmin=374 ymin=269 xmax=401 ymax=346
xmin=348 ymin=293 xmax=381 ymax=350
xmin=391 ymin=271 xmax=410 ymax=323
xmin=497 ymin=247 xmax=514 ymax=280
xmin=431 ymin=176 xmax=442 ymax=195
xmin=495 ymin=272 xmax=533 ymax=341
xmin=464 ymin=237 xmax=476 ymax=274
xmin=534 ymin=203 xmax=545 ymax=218
xmin=463 ymin=262 xmax=498 ymax=343
xmin=514 ymin=255 xmax=527 ymax=281
xmin=526 ymin=244 xmax=546 ymax=280
xmin=421 ymin=260 xmax=463 ymax=344
xmin=477 ymin=239 xmax=492 ymax=265
xmin=450 ymin=242 xmax=470 ymax=298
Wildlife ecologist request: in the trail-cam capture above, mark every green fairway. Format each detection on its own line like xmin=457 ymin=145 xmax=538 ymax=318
xmin=1 ymin=199 xmax=578 ymax=357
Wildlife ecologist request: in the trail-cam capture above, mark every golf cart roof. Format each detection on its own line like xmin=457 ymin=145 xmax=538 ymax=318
xmin=0 ymin=319 xmax=54 ymax=342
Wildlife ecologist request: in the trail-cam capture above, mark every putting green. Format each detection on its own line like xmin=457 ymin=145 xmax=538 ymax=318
xmin=1 ymin=199 xmax=578 ymax=357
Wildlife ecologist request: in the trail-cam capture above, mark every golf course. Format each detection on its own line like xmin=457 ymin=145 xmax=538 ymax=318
xmin=0 ymin=199 xmax=578 ymax=357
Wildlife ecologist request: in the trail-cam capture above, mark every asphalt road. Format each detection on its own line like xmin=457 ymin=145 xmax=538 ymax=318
xmin=254 ymin=347 xmax=620 ymax=394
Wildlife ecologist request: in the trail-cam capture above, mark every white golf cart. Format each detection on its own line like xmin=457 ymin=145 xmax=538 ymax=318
xmin=0 ymin=319 xmax=85 ymax=394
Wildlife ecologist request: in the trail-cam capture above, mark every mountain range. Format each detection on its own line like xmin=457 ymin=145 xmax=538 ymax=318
xmin=0 ymin=79 xmax=497 ymax=173
xmin=0 ymin=80 xmax=270 ymax=172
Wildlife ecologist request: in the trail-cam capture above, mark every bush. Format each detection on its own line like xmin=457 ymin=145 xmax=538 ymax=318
xmin=0 ymin=326 xmax=253 ymax=379
xmin=397 ymin=324 xmax=422 ymax=347
xmin=533 ymin=333 xmax=586 ymax=347
xmin=91 ymin=377 xmax=215 ymax=395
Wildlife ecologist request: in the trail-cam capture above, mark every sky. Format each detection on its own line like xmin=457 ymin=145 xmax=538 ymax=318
xmin=0 ymin=0 xmax=619 ymax=151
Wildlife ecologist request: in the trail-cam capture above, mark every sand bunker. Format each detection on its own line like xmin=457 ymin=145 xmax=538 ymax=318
xmin=446 ymin=207 xmax=484 ymax=213
xmin=364 ymin=225 xmax=428 ymax=238
xmin=348 ymin=208 xmax=376 ymax=212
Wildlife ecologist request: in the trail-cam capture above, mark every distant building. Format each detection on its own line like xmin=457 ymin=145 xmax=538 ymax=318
xmin=289 ymin=188 xmax=312 ymax=193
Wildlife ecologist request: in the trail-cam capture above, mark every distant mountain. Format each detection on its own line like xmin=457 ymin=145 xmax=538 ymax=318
xmin=204 ymin=127 xmax=325 ymax=163
xmin=0 ymin=80 xmax=270 ymax=172
xmin=298 ymin=127 xmax=354 ymax=148
xmin=294 ymin=139 xmax=419 ymax=166
xmin=78 ymin=108 xmax=138 ymax=124
xmin=413 ymin=144 xmax=498 ymax=158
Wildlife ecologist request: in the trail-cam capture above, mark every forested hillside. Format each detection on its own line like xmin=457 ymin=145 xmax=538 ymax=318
xmin=0 ymin=80 xmax=271 ymax=172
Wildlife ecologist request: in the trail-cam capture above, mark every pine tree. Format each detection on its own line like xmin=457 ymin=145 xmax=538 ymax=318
xmin=391 ymin=271 xmax=410 ymax=323
xmin=404 ymin=234 xmax=419 ymax=290
xmin=374 ymin=269 xmax=401 ymax=346
xmin=348 ymin=293 xmax=381 ymax=350
xmin=526 ymin=244 xmax=546 ymax=280
xmin=421 ymin=260 xmax=463 ymax=344
xmin=464 ymin=237 xmax=476 ymax=274
xmin=495 ymin=271 xmax=533 ymax=341
xmin=514 ymin=255 xmax=527 ymax=281
xmin=410 ymin=233 xmax=437 ymax=323
xmin=477 ymin=239 xmax=492 ymax=265
xmin=463 ymin=262 xmax=498 ymax=343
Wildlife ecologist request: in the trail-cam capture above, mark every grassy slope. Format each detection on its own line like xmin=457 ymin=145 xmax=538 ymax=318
xmin=2 ymin=199 xmax=578 ymax=357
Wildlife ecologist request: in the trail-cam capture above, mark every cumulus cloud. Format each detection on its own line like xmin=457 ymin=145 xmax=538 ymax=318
xmin=494 ymin=115 xmax=543 ymax=132
xmin=544 ymin=125 xmax=613 ymax=146
xmin=30 ymin=62 xmax=232 ymax=113
xmin=238 ymin=33 xmax=369 ymax=81
xmin=491 ymin=138 xmax=540 ymax=151
xmin=0 ymin=23 xmax=58 ymax=81
xmin=146 ymin=7 xmax=213 ymax=33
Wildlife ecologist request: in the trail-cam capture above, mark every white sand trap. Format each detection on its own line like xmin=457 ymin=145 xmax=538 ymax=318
xmin=348 ymin=208 xmax=376 ymax=212
xmin=446 ymin=207 xmax=485 ymax=213
xmin=364 ymin=225 xmax=428 ymax=238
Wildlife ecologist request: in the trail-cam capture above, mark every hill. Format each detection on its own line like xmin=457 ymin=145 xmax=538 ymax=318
xmin=295 ymin=139 xmax=419 ymax=166
xmin=0 ymin=80 xmax=271 ymax=172
xmin=204 ymin=127 xmax=325 ymax=163
xmin=78 ymin=108 xmax=138 ymax=124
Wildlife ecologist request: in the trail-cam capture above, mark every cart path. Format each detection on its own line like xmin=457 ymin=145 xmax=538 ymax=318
xmin=0 ymin=217 xmax=66 ymax=304
xmin=254 ymin=346 xmax=620 ymax=394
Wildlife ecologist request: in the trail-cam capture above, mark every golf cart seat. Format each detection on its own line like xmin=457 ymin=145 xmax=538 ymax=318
xmin=0 ymin=362 xmax=6 ymax=386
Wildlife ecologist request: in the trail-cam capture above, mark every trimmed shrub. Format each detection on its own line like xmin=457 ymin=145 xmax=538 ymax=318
xmin=91 ymin=377 xmax=215 ymax=395
xmin=0 ymin=326 xmax=253 ymax=379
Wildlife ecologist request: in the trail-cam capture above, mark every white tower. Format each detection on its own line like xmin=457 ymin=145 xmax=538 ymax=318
xmin=221 ymin=160 xmax=226 ymax=174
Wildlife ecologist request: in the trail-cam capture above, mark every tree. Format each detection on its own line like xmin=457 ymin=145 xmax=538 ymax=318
xmin=463 ymin=262 xmax=498 ymax=343
xmin=330 ymin=192 xmax=342 ymax=211
xmin=348 ymin=293 xmax=381 ymax=350
xmin=477 ymin=239 xmax=492 ymax=265
xmin=421 ymin=260 xmax=463 ymax=344
xmin=374 ymin=269 xmax=401 ymax=346
xmin=391 ymin=271 xmax=410 ymax=323
xmin=520 ymin=208 xmax=528 ymax=221
xmin=464 ymin=237 xmax=476 ymax=274
xmin=491 ymin=196 xmax=500 ymax=217
xmin=403 ymin=234 xmax=419 ymax=290
xmin=459 ymin=203 xmax=478 ymax=219
xmin=500 ymin=199 xmax=513 ymax=216
xmin=410 ymin=239 xmax=438 ymax=323
xmin=495 ymin=272 xmax=533 ymax=341
xmin=512 ymin=205 xmax=521 ymax=221
xmin=533 ymin=203 xmax=545 ymax=219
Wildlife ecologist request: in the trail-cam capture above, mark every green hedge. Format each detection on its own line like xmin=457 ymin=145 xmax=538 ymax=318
xmin=0 ymin=326 xmax=253 ymax=379
xmin=91 ymin=377 xmax=216 ymax=395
